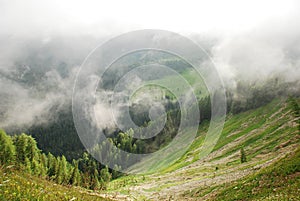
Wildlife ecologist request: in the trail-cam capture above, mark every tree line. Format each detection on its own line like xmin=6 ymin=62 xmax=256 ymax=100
xmin=0 ymin=130 xmax=111 ymax=190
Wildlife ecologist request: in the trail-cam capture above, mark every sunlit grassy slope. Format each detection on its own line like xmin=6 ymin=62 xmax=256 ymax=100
xmin=107 ymin=98 xmax=300 ymax=200
xmin=207 ymin=145 xmax=300 ymax=201
xmin=0 ymin=167 xmax=110 ymax=201
xmin=143 ymin=69 xmax=209 ymax=100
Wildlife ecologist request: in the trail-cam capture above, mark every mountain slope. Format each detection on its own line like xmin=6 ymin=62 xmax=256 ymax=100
xmin=207 ymin=145 xmax=300 ymax=201
xmin=0 ymin=166 xmax=111 ymax=201
xmin=106 ymin=98 xmax=300 ymax=200
xmin=1 ymin=98 xmax=298 ymax=201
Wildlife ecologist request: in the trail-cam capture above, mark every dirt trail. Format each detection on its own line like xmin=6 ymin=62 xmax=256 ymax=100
xmin=123 ymin=143 xmax=298 ymax=201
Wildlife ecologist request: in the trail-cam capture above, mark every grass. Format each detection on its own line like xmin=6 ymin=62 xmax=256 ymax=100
xmin=145 ymin=69 xmax=209 ymax=100
xmin=177 ymin=98 xmax=299 ymax=200
xmin=111 ymin=98 xmax=299 ymax=200
xmin=161 ymin=99 xmax=291 ymax=173
xmin=0 ymin=166 xmax=110 ymax=201
xmin=1 ymin=97 xmax=299 ymax=200
xmin=213 ymin=99 xmax=282 ymax=152
xmin=208 ymin=146 xmax=300 ymax=201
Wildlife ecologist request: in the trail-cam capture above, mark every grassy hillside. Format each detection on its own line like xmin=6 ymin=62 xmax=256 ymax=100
xmin=208 ymin=145 xmax=300 ymax=201
xmin=0 ymin=166 xmax=111 ymax=201
xmin=1 ymin=98 xmax=298 ymax=200
xmin=106 ymin=98 xmax=300 ymax=200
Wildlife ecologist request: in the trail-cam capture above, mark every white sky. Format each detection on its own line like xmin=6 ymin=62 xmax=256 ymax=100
xmin=0 ymin=0 xmax=297 ymax=37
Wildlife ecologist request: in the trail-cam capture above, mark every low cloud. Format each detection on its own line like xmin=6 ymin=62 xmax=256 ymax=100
xmin=212 ymin=14 xmax=300 ymax=88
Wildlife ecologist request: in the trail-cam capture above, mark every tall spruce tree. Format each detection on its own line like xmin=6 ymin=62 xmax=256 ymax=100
xmin=14 ymin=133 xmax=28 ymax=166
xmin=69 ymin=159 xmax=81 ymax=186
xmin=0 ymin=130 xmax=15 ymax=165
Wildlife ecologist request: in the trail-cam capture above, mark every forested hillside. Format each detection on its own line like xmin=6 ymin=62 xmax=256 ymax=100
xmin=1 ymin=1 xmax=300 ymax=200
xmin=0 ymin=130 xmax=112 ymax=191
xmin=1 ymin=97 xmax=299 ymax=200
xmin=1 ymin=51 xmax=299 ymax=200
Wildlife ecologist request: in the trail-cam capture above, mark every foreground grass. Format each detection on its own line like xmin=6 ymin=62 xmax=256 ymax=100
xmin=209 ymin=146 xmax=300 ymax=201
xmin=0 ymin=167 xmax=110 ymax=201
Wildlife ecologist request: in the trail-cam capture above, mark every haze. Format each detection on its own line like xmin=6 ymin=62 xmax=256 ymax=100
xmin=0 ymin=0 xmax=299 ymax=129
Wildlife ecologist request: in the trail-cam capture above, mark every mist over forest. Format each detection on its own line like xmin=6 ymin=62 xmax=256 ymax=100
xmin=0 ymin=1 xmax=300 ymax=200
xmin=0 ymin=22 xmax=299 ymax=131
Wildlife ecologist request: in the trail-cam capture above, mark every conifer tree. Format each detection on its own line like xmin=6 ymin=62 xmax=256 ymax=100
xmin=31 ymin=158 xmax=41 ymax=175
xmin=40 ymin=153 xmax=48 ymax=177
xmin=0 ymin=130 xmax=15 ymax=165
xmin=100 ymin=166 xmax=111 ymax=190
xmin=240 ymin=147 xmax=247 ymax=163
xmin=25 ymin=135 xmax=38 ymax=162
xmin=25 ymin=157 xmax=32 ymax=173
xmin=60 ymin=155 xmax=68 ymax=184
xmin=69 ymin=159 xmax=81 ymax=186
xmin=55 ymin=156 xmax=63 ymax=184
xmin=90 ymin=167 xmax=100 ymax=190
xmin=47 ymin=153 xmax=56 ymax=177
xmin=14 ymin=133 xmax=28 ymax=166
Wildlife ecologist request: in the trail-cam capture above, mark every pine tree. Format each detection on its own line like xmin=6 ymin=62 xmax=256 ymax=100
xmin=0 ymin=130 xmax=15 ymax=165
xmin=69 ymin=159 xmax=81 ymax=186
xmin=100 ymin=166 xmax=111 ymax=190
xmin=47 ymin=153 xmax=56 ymax=177
xmin=31 ymin=158 xmax=41 ymax=175
xmin=87 ymin=160 xmax=99 ymax=190
xmin=40 ymin=153 xmax=48 ymax=177
xmin=55 ymin=156 xmax=63 ymax=184
xmin=13 ymin=134 xmax=42 ymax=175
xmin=25 ymin=135 xmax=40 ymax=174
xmin=90 ymin=167 xmax=100 ymax=190
xmin=60 ymin=155 xmax=68 ymax=184
xmin=25 ymin=135 xmax=38 ymax=162
xmin=14 ymin=133 xmax=28 ymax=166
xmin=112 ymin=164 xmax=121 ymax=179
xmin=77 ymin=152 xmax=90 ymax=188
xmin=25 ymin=157 xmax=32 ymax=173
xmin=240 ymin=147 xmax=247 ymax=163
